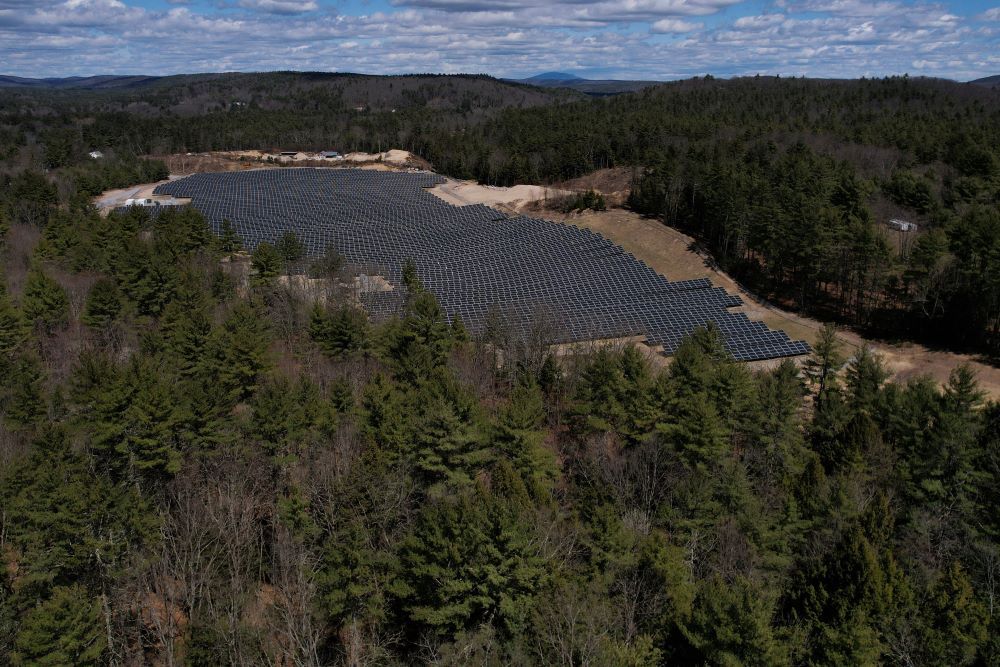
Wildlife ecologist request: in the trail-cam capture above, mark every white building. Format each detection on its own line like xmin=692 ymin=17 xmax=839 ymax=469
xmin=889 ymin=218 xmax=918 ymax=232
xmin=124 ymin=197 xmax=184 ymax=207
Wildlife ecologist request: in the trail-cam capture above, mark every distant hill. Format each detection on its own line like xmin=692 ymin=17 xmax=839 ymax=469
xmin=509 ymin=72 xmax=662 ymax=95
xmin=970 ymin=75 xmax=1000 ymax=89
xmin=0 ymin=71 xmax=581 ymax=117
xmin=0 ymin=74 xmax=165 ymax=89
xmin=523 ymin=72 xmax=584 ymax=83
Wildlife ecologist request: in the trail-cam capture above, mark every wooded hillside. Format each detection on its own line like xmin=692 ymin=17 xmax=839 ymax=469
xmin=1 ymin=197 xmax=998 ymax=664
xmin=1 ymin=73 xmax=1000 ymax=664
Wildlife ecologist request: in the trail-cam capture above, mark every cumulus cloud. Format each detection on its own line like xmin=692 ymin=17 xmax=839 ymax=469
xmin=393 ymin=0 xmax=741 ymax=24
xmin=733 ymin=14 xmax=786 ymax=29
xmin=237 ymin=0 xmax=318 ymax=14
xmin=0 ymin=0 xmax=60 ymax=7
xmin=782 ymin=0 xmax=901 ymax=16
xmin=651 ymin=18 xmax=701 ymax=32
xmin=0 ymin=0 xmax=995 ymax=81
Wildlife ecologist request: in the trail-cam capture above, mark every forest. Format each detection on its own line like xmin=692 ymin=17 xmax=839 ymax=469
xmin=0 ymin=73 xmax=999 ymax=664
xmin=1 ymin=179 xmax=999 ymax=665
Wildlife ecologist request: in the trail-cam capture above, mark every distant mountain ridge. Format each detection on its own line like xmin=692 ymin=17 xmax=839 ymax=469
xmin=0 ymin=71 xmax=579 ymax=117
xmin=523 ymin=72 xmax=584 ymax=82
xmin=0 ymin=74 xmax=164 ymax=89
xmin=508 ymin=72 xmax=662 ymax=95
xmin=970 ymin=74 xmax=1000 ymax=88
xmin=5 ymin=71 xmax=995 ymax=96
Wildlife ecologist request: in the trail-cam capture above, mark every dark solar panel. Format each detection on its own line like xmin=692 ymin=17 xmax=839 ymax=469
xmin=147 ymin=168 xmax=811 ymax=361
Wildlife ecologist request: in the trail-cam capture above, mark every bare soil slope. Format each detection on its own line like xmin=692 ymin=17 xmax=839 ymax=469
xmin=554 ymin=167 xmax=634 ymax=207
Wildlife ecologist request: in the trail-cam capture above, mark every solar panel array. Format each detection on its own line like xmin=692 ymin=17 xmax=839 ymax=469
xmin=154 ymin=168 xmax=810 ymax=361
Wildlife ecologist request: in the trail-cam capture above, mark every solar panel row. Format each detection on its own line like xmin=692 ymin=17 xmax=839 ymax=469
xmin=150 ymin=168 xmax=810 ymax=361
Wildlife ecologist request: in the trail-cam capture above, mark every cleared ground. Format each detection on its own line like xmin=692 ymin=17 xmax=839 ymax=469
xmin=149 ymin=149 xmax=429 ymax=176
xmin=429 ymin=179 xmax=571 ymax=210
xmin=94 ymin=179 xmax=177 ymax=211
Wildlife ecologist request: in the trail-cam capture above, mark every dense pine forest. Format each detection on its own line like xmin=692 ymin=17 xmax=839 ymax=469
xmin=2 ymin=196 xmax=1000 ymax=665
xmin=1 ymin=72 xmax=1000 ymax=664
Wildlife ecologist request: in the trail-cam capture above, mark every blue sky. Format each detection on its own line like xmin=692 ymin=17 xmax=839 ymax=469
xmin=1 ymin=0 xmax=998 ymax=80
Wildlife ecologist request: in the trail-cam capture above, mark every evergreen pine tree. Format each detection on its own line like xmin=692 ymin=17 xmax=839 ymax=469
xmin=217 ymin=218 xmax=243 ymax=252
xmin=160 ymin=273 xmax=213 ymax=375
xmin=318 ymin=520 xmax=387 ymax=627
xmin=538 ymin=352 xmax=563 ymax=400
xmin=782 ymin=525 xmax=902 ymax=665
xmin=21 ymin=265 xmax=69 ymax=333
xmin=493 ymin=378 xmax=558 ymax=498
xmin=618 ymin=346 xmax=657 ymax=444
xmin=0 ymin=206 xmax=9 ymax=246
xmin=121 ymin=361 xmax=182 ymax=481
xmin=251 ymin=241 xmax=283 ymax=281
xmin=275 ymin=230 xmax=306 ymax=262
xmin=307 ymin=244 xmax=345 ymax=279
xmin=572 ymin=348 xmax=627 ymax=434
xmin=172 ymin=374 xmax=232 ymax=455
xmin=678 ymin=576 xmax=789 ymax=667
xmin=115 ymin=238 xmax=179 ymax=317
xmin=450 ymin=314 xmax=469 ymax=343
xmin=657 ymin=391 xmax=728 ymax=473
xmin=393 ymin=489 xmax=546 ymax=638
xmin=249 ymin=375 xmax=334 ymax=457
xmin=200 ymin=300 xmax=271 ymax=404
xmin=412 ymin=389 xmax=488 ymax=493
xmin=845 ymin=345 xmax=888 ymax=415
xmin=87 ymin=358 xmax=181 ymax=483
xmin=12 ymin=585 xmax=106 ymax=666
xmin=362 ymin=373 xmax=412 ymax=455
xmin=0 ymin=287 xmax=25 ymax=356
xmin=309 ymin=303 xmax=368 ymax=357
xmin=2 ymin=352 xmax=46 ymax=429
xmin=916 ymin=563 xmax=985 ymax=666
xmin=911 ymin=365 xmax=986 ymax=516
xmin=668 ymin=325 xmax=728 ymax=399
xmin=2 ymin=426 xmax=152 ymax=597
xmin=81 ymin=277 xmax=122 ymax=328
xmin=386 ymin=289 xmax=452 ymax=383
xmin=152 ymin=206 xmax=213 ymax=258
xmin=401 ymin=257 xmax=422 ymax=291
xmin=805 ymin=323 xmax=845 ymax=396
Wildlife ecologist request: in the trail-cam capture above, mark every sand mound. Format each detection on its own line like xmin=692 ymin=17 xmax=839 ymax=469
xmin=429 ymin=179 xmax=571 ymax=211
xmin=344 ymin=149 xmax=420 ymax=167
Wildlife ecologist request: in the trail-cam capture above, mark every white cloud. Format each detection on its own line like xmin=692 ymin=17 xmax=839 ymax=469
xmin=651 ymin=18 xmax=701 ymax=32
xmin=733 ymin=14 xmax=785 ymax=29
xmin=237 ymin=0 xmax=318 ymax=14
xmin=0 ymin=0 xmax=995 ymax=82
xmin=786 ymin=0 xmax=900 ymax=15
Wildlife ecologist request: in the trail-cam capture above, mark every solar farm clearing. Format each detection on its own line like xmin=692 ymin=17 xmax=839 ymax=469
xmin=154 ymin=168 xmax=810 ymax=361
